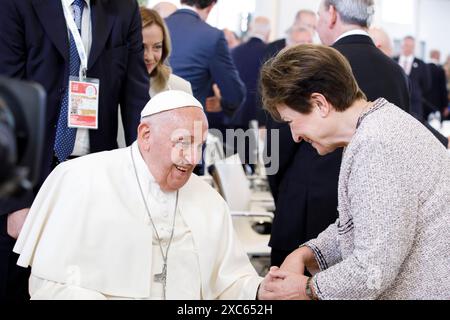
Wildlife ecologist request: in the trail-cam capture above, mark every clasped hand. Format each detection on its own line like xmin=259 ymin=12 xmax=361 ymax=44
xmin=257 ymin=247 xmax=317 ymax=300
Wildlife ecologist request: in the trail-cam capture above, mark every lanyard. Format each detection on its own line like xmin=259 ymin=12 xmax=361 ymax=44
xmin=62 ymin=1 xmax=88 ymax=80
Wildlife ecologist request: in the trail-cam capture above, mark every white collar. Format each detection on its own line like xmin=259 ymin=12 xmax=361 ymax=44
xmin=62 ymin=0 xmax=90 ymax=9
xmin=180 ymin=4 xmax=198 ymax=13
xmin=400 ymin=55 xmax=415 ymax=62
xmin=131 ymin=141 xmax=175 ymax=199
xmin=334 ymin=29 xmax=370 ymax=44
xmin=430 ymin=59 xmax=440 ymax=65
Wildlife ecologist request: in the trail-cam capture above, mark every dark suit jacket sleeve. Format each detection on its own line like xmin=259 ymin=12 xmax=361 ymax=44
xmin=419 ymin=63 xmax=447 ymax=147
xmin=420 ymin=61 xmax=432 ymax=94
xmin=209 ymin=33 xmax=246 ymax=117
xmin=421 ymin=121 xmax=448 ymax=146
xmin=0 ymin=0 xmax=35 ymax=215
xmin=0 ymin=0 xmax=26 ymax=78
xmin=438 ymin=67 xmax=449 ymax=112
xmin=119 ymin=1 xmax=150 ymax=145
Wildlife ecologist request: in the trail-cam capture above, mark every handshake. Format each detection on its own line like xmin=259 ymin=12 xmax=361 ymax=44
xmin=257 ymin=246 xmax=320 ymax=300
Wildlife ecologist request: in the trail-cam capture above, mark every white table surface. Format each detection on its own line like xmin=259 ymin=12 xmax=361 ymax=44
xmin=232 ymin=216 xmax=271 ymax=256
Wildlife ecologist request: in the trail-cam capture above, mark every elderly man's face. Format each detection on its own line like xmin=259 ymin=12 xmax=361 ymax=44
xmin=296 ymin=12 xmax=317 ymax=34
xmin=138 ymin=107 xmax=208 ymax=192
xmin=317 ymin=1 xmax=334 ymax=46
xmin=287 ymin=29 xmax=313 ymax=47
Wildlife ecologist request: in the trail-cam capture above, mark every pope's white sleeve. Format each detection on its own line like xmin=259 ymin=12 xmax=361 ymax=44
xmin=29 ymin=275 xmax=108 ymax=300
xmin=209 ymin=201 xmax=263 ymax=300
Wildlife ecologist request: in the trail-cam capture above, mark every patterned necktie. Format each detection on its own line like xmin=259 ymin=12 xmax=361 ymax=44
xmin=54 ymin=0 xmax=85 ymax=162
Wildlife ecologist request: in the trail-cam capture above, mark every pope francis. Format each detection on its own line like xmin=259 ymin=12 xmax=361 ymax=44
xmin=13 ymin=90 xmax=263 ymax=300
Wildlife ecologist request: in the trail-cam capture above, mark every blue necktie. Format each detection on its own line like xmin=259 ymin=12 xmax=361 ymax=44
xmin=54 ymin=0 xmax=85 ymax=162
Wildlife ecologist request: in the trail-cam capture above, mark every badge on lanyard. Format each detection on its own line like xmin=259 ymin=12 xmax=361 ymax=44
xmin=68 ymin=75 xmax=100 ymax=129
xmin=63 ymin=1 xmax=100 ymax=130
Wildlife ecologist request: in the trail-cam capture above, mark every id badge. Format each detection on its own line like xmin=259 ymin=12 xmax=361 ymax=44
xmin=68 ymin=76 xmax=100 ymax=129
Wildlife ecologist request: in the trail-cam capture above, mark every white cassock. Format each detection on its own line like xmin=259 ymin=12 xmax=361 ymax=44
xmin=14 ymin=142 xmax=262 ymax=299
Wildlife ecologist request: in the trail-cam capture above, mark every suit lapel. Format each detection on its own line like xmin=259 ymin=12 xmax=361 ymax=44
xmin=88 ymin=0 xmax=115 ymax=69
xmin=409 ymin=58 xmax=419 ymax=77
xmin=32 ymin=0 xmax=69 ymax=62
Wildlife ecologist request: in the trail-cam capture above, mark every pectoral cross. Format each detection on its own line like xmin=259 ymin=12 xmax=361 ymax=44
xmin=154 ymin=263 xmax=167 ymax=299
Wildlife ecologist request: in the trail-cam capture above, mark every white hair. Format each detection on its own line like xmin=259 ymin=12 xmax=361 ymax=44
xmin=324 ymin=0 xmax=375 ymax=27
xmin=286 ymin=26 xmax=313 ymax=47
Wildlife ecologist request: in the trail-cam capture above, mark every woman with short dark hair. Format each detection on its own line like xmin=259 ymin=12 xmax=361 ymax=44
xmin=258 ymin=44 xmax=450 ymax=299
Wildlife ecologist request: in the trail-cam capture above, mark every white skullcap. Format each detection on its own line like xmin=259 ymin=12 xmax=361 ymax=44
xmin=140 ymin=90 xmax=203 ymax=119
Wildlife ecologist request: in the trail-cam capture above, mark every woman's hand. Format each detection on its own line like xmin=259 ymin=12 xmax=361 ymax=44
xmin=259 ymin=266 xmax=309 ymax=300
xmin=280 ymin=246 xmax=320 ymax=275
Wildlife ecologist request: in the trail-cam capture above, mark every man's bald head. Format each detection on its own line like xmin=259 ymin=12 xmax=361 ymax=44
xmin=429 ymin=49 xmax=441 ymax=62
xmin=286 ymin=26 xmax=313 ymax=47
xmin=369 ymin=27 xmax=393 ymax=57
xmin=294 ymin=9 xmax=317 ymax=34
xmin=152 ymin=1 xmax=177 ymax=18
xmin=249 ymin=16 xmax=271 ymax=42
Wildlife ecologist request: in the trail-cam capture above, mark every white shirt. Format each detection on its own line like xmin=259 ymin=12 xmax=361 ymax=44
xmin=398 ymin=55 xmax=415 ymax=76
xmin=180 ymin=4 xmax=197 ymax=12
xmin=61 ymin=0 xmax=92 ymax=156
xmin=429 ymin=58 xmax=440 ymax=65
xmin=334 ymin=29 xmax=371 ymax=44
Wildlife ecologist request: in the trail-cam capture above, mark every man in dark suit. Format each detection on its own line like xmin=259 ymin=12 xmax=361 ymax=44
xmin=165 ymin=0 xmax=245 ymax=133
xmin=231 ymin=16 xmax=271 ymax=130
xmin=0 ymin=0 xmax=150 ymax=300
xmin=264 ymin=10 xmax=331 ymax=268
xmin=424 ymin=50 xmax=448 ymax=119
xmin=394 ymin=36 xmax=432 ymax=121
xmin=229 ymin=17 xmax=270 ymax=166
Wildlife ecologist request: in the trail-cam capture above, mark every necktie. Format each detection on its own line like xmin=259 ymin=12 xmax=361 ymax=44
xmin=402 ymin=58 xmax=410 ymax=75
xmin=54 ymin=0 xmax=85 ymax=162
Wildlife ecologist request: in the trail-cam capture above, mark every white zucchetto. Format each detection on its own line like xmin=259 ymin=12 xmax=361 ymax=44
xmin=140 ymin=90 xmax=203 ymax=119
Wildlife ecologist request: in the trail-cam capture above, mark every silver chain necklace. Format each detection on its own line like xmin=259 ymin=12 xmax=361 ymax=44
xmin=130 ymin=145 xmax=178 ymax=300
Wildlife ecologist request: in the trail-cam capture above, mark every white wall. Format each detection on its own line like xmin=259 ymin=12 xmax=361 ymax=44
xmin=254 ymin=0 xmax=450 ymax=61
xmin=371 ymin=0 xmax=450 ymax=60
xmin=207 ymin=0 xmax=256 ymax=33
xmin=148 ymin=0 xmax=450 ymax=61
xmin=253 ymin=0 xmax=280 ymax=41
xmin=417 ymin=0 xmax=450 ymax=62
xmin=255 ymin=0 xmax=321 ymax=41
xmin=148 ymin=0 xmax=256 ymax=35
